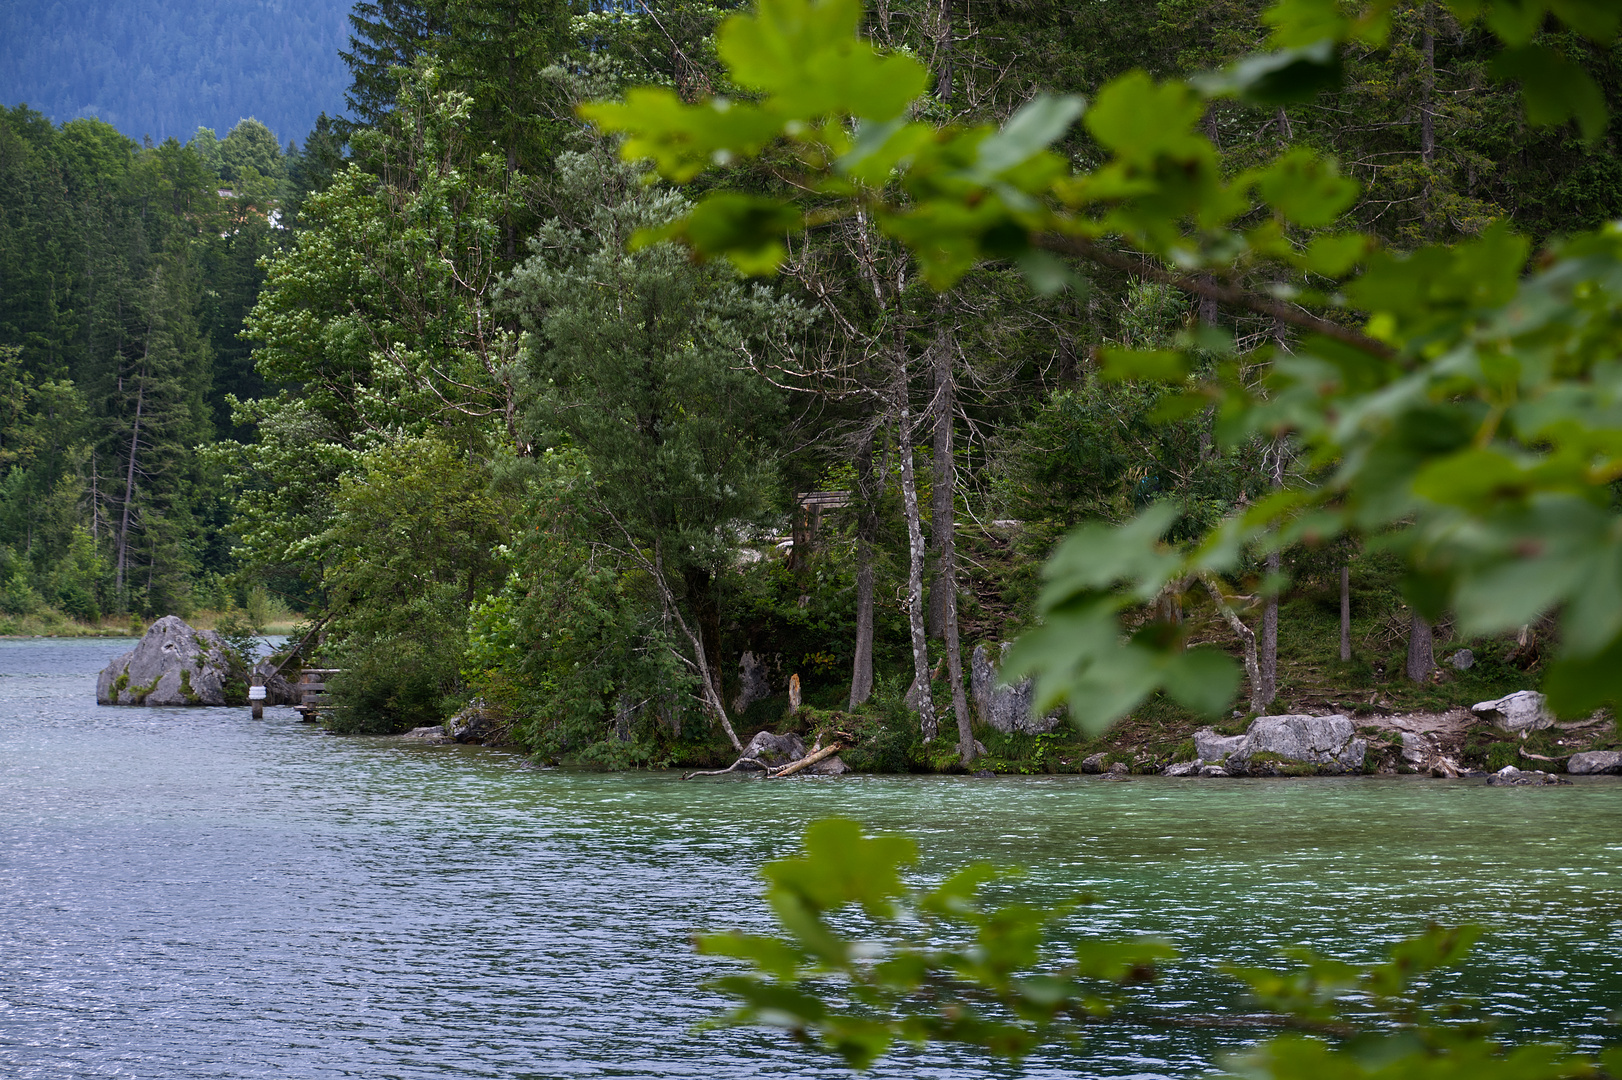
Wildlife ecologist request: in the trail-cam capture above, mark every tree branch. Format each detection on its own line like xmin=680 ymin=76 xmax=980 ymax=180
xmin=1036 ymin=234 xmax=1395 ymax=360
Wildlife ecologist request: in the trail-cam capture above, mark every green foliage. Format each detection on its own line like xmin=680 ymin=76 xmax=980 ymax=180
xmin=213 ymin=611 xmax=262 ymax=706
xmin=587 ymin=0 xmax=1622 ymax=730
xmin=218 ymin=118 xmax=285 ymax=183
xmin=838 ymin=677 xmax=922 ymax=773
xmin=488 ymin=147 xmax=812 ymax=745
xmin=0 ymin=106 xmax=273 ymax=620
xmin=703 ymin=818 xmax=1613 ymax=1075
xmin=314 ymin=436 xmax=512 ymax=732
xmin=462 ymin=447 xmax=700 ymax=757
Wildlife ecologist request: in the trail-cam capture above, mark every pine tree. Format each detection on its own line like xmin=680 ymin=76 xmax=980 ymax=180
xmin=340 ymin=1 xmax=444 ymax=127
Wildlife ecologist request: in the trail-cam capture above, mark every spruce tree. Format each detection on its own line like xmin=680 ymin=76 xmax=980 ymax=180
xmin=340 ymin=1 xmax=444 ymax=127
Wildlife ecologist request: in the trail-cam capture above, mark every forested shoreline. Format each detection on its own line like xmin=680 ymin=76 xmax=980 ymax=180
xmin=5 ymin=0 xmax=1622 ymax=771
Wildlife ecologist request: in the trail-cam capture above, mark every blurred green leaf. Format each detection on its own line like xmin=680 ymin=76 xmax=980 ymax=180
xmin=1493 ymin=45 xmax=1609 ymax=142
xmin=1195 ymin=38 xmax=1344 ymax=104
xmin=1099 ymin=347 xmax=1190 ymax=383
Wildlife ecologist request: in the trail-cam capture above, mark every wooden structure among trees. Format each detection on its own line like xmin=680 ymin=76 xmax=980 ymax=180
xmin=789 ymin=491 xmax=851 ymax=569
xmin=292 ymin=669 xmax=339 ymax=722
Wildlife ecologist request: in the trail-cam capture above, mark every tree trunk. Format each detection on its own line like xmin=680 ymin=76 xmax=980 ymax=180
xmin=1200 ymin=573 xmax=1264 ymax=715
xmin=1406 ymin=613 xmax=1434 ymax=682
xmin=1259 ymin=548 xmax=1279 ymax=707
xmin=933 ymin=0 xmax=954 ymax=101
xmin=684 ymin=566 xmax=724 ymax=706
xmin=926 ymin=328 xmax=953 ymax=639
xmin=929 ymin=323 xmax=973 ymax=764
xmin=1339 ymin=563 xmax=1352 ymax=661
xmin=897 ymin=377 xmax=939 ymax=742
xmin=1256 ymin=430 xmax=1286 ymax=707
xmin=1420 ymin=4 xmax=1435 ymax=166
xmin=115 ymin=373 xmax=145 ymax=601
xmin=1420 ymin=2 xmax=1436 ymax=227
xmin=646 ymin=538 xmax=742 ymax=753
xmin=848 ymin=427 xmax=878 ymax=710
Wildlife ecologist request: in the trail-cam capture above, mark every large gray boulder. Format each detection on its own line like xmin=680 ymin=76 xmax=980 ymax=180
xmin=1194 ymin=728 xmax=1248 ymax=762
xmin=450 ymin=698 xmax=504 ymax=744
xmin=97 ymin=616 xmax=234 ymax=706
xmin=1192 ymin=714 xmax=1366 ymax=775
xmin=1472 ymin=691 xmax=1554 ymax=733
xmin=732 ymin=650 xmax=773 ymax=714
xmin=1232 ymin=714 xmax=1366 ymax=773
xmin=1400 ymin=731 xmax=1437 ymax=769
xmin=1567 ymin=750 xmax=1622 ymax=775
xmin=739 ymin=730 xmax=806 ymax=770
xmin=970 ymin=642 xmax=1062 ymax=735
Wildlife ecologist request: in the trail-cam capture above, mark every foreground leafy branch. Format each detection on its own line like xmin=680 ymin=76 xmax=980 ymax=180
xmin=700 ymin=819 xmax=1621 ymax=1079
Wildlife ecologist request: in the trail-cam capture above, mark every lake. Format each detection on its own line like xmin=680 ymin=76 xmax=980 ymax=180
xmin=2 ymin=636 xmax=1619 ymax=1079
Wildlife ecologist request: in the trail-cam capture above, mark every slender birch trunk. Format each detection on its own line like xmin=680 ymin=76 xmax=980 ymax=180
xmin=1420 ymin=2 xmax=1436 ymax=227
xmin=848 ymin=427 xmax=878 ymax=710
xmin=927 ymin=352 xmax=952 ymax=640
xmin=927 ymin=321 xmax=972 ymax=761
xmin=642 ymin=535 xmax=743 ymax=753
xmin=897 ymin=370 xmax=938 ymax=742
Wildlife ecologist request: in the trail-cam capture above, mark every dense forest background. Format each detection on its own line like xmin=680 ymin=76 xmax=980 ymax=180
xmin=0 ymin=0 xmax=351 ymax=145
xmin=5 ymin=0 xmax=1622 ymax=766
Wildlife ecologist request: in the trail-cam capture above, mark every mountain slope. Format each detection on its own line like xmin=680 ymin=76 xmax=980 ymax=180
xmin=0 ymin=0 xmax=352 ymax=146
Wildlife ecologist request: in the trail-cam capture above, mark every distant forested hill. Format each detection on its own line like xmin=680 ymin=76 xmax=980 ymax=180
xmin=0 ymin=0 xmax=352 ymax=146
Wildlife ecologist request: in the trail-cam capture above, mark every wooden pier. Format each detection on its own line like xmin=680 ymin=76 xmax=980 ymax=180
xmin=292 ymin=668 xmax=340 ymax=722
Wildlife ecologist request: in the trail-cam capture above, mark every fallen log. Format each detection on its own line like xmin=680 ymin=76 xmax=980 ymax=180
xmin=768 ymin=742 xmax=843 ymax=779
xmin=1518 ymin=747 xmax=1571 ymax=764
xmin=682 ymin=756 xmax=766 ymax=781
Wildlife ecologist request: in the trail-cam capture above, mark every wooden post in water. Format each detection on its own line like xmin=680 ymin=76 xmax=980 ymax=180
xmin=249 ymin=671 xmax=266 ymax=720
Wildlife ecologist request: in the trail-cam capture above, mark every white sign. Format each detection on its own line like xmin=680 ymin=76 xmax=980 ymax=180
xmin=248 ymin=686 xmax=267 ymax=701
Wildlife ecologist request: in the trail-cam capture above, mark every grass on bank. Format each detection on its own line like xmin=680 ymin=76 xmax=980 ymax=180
xmin=0 ymin=604 xmax=302 ymax=639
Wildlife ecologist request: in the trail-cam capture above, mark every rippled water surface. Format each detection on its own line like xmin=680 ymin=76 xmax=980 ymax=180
xmin=3 ymin=637 xmax=1620 ymax=1079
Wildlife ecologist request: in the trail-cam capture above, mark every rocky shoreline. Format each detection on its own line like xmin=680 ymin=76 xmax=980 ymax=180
xmin=95 ymin=618 xmax=1619 ymax=783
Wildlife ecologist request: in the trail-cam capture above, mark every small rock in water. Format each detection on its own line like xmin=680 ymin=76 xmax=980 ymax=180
xmin=1448 ymin=648 xmax=1475 ymax=670
xmin=1162 ymin=760 xmax=1202 ymax=777
xmin=1485 ymin=765 xmax=1570 ymax=786
xmin=1079 ymin=752 xmax=1108 ymax=774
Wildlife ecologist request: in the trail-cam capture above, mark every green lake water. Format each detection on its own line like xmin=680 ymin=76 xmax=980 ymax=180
xmin=2 ymin=637 xmax=1619 ymax=1078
